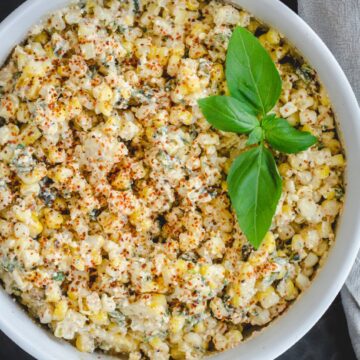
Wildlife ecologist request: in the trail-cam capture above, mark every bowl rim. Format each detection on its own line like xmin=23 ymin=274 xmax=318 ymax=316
xmin=0 ymin=0 xmax=360 ymax=359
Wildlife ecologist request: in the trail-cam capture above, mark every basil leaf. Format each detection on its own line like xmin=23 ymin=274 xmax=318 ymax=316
xmin=198 ymin=96 xmax=260 ymax=134
xmin=226 ymin=27 xmax=282 ymax=116
xmin=247 ymin=127 xmax=264 ymax=146
xmin=263 ymin=116 xmax=317 ymax=153
xmin=227 ymin=145 xmax=282 ymax=249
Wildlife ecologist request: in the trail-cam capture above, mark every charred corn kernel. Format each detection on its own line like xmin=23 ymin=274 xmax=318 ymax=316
xmin=170 ymin=315 xmax=186 ymax=334
xmin=330 ymin=154 xmax=345 ymax=167
xmin=75 ymin=334 xmax=94 ymax=353
xmin=279 ymin=163 xmax=291 ymax=176
xmin=20 ymin=125 xmax=42 ymax=145
xmin=43 ymin=209 xmax=64 ymax=230
xmin=284 ymin=279 xmax=298 ymax=300
xmin=328 ymin=139 xmax=341 ymax=154
xmin=186 ymin=0 xmax=199 ymax=10
xmin=53 ymin=300 xmax=68 ymax=321
xmin=266 ymin=29 xmax=280 ymax=45
xmin=89 ymin=311 xmax=109 ymax=325
xmin=315 ymin=164 xmax=330 ymax=179
xmin=256 ymin=286 xmax=280 ymax=309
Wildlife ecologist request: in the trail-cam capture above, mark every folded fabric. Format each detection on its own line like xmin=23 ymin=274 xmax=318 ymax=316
xmin=299 ymin=1 xmax=360 ymax=358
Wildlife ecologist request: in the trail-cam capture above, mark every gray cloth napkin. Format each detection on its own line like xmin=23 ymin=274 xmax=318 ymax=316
xmin=298 ymin=0 xmax=360 ymax=357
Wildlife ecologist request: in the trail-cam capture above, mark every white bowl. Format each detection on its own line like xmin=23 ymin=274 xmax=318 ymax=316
xmin=1 ymin=0 xmax=360 ymax=359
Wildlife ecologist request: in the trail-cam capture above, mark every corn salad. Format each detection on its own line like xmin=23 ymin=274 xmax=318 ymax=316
xmin=0 ymin=0 xmax=345 ymax=359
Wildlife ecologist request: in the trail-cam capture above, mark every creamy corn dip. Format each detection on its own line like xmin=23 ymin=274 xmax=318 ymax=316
xmin=0 ymin=0 xmax=345 ymax=359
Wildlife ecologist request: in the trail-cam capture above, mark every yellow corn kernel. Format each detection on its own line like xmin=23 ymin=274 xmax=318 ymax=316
xmin=68 ymin=290 xmax=78 ymax=301
xmin=169 ymin=315 xmax=185 ymax=334
xmin=33 ymin=31 xmax=49 ymax=44
xmin=186 ymin=0 xmax=199 ymax=10
xmin=211 ymin=63 xmax=225 ymax=83
xmin=57 ymin=65 xmax=70 ymax=77
xmin=91 ymin=249 xmax=102 ymax=266
xmin=97 ymin=101 xmax=113 ymax=117
xmin=111 ymin=172 xmax=131 ymax=191
xmin=221 ymin=181 xmax=228 ymax=192
xmin=279 ymin=163 xmax=291 ymax=177
xmin=73 ymin=256 xmax=85 ymax=271
xmin=68 ymin=97 xmax=82 ymax=117
xmin=113 ymin=335 xmax=138 ymax=353
xmin=256 ymin=286 xmax=279 ymax=309
xmin=18 ymin=165 xmax=47 ymax=185
xmin=330 ymin=154 xmax=345 ymax=167
xmin=53 ymin=166 xmax=73 ymax=183
xmin=20 ymin=125 xmax=42 ymax=145
xmin=179 ymin=110 xmax=194 ymax=126
xmin=287 ymin=112 xmax=300 ymax=126
xmin=175 ymin=259 xmax=188 ymax=273
xmin=75 ymin=334 xmax=93 ymax=353
xmin=266 ymin=29 xmax=281 ymax=45
xmin=316 ymin=164 xmax=330 ymax=180
xmin=171 ymin=346 xmax=185 ymax=360
xmin=89 ymin=311 xmax=109 ymax=326
xmin=301 ymin=124 xmax=315 ymax=135
xmin=282 ymin=204 xmax=291 ymax=215
xmin=29 ymin=213 xmax=43 ymax=237
xmin=43 ymin=209 xmax=64 ymax=230
xmin=167 ymin=55 xmax=181 ymax=77
xmin=327 ymin=139 xmax=341 ymax=155
xmin=262 ymin=231 xmax=276 ymax=253
xmin=94 ymin=83 xmax=113 ymax=102
xmin=189 ymin=44 xmax=207 ymax=59
xmin=149 ymin=46 xmax=170 ymax=66
xmin=194 ymin=321 xmax=205 ymax=333
xmin=325 ymin=190 xmax=336 ymax=200
xmin=319 ymin=86 xmax=331 ymax=106
xmin=53 ymin=300 xmax=68 ymax=321
xmin=150 ymin=294 xmax=167 ymax=310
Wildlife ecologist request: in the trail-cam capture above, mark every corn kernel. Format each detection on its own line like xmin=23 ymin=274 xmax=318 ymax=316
xmin=76 ymin=334 xmax=94 ymax=353
xmin=186 ymin=0 xmax=199 ymax=10
xmin=43 ymin=209 xmax=63 ymax=230
xmin=266 ymin=29 xmax=281 ymax=45
xmin=330 ymin=154 xmax=345 ymax=167
xmin=20 ymin=125 xmax=42 ymax=145
xmin=315 ymin=164 xmax=330 ymax=179
xmin=53 ymin=300 xmax=68 ymax=321
xmin=89 ymin=311 xmax=109 ymax=325
xmin=279 ymin=163 xmax=291 ymax=177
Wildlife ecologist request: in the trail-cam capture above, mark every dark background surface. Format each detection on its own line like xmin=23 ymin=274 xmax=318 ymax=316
xmin=0 ymin=1 xmax=357 ymax=360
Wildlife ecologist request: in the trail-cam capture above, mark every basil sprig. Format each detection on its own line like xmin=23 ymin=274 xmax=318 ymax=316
xmin=198 ymin=27 xmax=317 ymax=249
